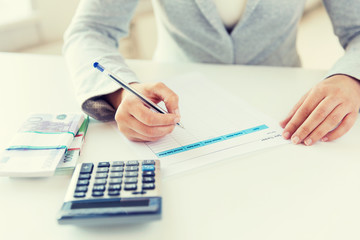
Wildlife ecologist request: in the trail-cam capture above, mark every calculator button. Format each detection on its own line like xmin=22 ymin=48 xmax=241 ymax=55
xmin=75 ymin=186 xmax=88 ymax=192
xmin=95 ymin=173 xmax=108 ymax=179
xmin=78 ymin=173 xmax=91 ymax=180
xmin=109 ymin=172 xmax=123 ymax=178
xmin=142 ymin=171 xmax=155 ymax=177
xmin=110 ymin=166 xmax=124 ymax=172
xmin=80 ymin=163 xmax=93 ymax=174
xmin=109 ymin=178 xmax=122 ymax=184
xmin=77 ymin=179 xmax=90 ymax=186
xmin=125 ymin=172 xmax=138 ymax=178
xmin=92 ymin=191 xmax=104 ymax=197
xmin=126 ymin=160 xmax=139 ymax=166
xmin=108 ymin=190 xmax=120 ymax=196
xmin=108 ymin=184 xmax=121 ymax=191
xmin=98 ymin=162 xmax=110 ymax=168
xmin=112 ymin=161 xmax=125 ymax=167
xmin=124 ymin=177 xmax=138 ymax=184
xmin=142 ymin=183 xmax=155 ymax=190
xmin=142 ymin=160 xmax=155 ymax=165
xmin=94 ymin=179 xmax=107 ymax=185
xmin=142 ymin=177 xmax=155 ymax=183
xmin=74 ymin=192 xmax=86 ymax=198
xmin=93 ymin=185 xmax=106 ymax=192
xmin=132 ymin=191 xmax=147 ymax=195
xmin=142 ymin=165 xmax=155 ymax=171
xmin=124 ymin=184 xmax=137 ymax=191
xmin=96 ymin=167 xmax=109 ymax=173
xmin=125 ymin=166 xmax=138 ymax=172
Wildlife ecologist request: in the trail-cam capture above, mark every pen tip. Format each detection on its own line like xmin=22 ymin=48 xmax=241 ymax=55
xmin=177 ymin=122 xmax=185 ymax=129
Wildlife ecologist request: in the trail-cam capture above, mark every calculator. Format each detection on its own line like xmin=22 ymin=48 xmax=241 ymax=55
xmin=57 ymin=160 xmax=161 ymax=225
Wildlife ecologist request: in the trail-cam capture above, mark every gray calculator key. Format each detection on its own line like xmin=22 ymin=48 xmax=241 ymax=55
xmin=74 ymin=192 xmax=86 ymax=198
xmin=112 ymin=161 xmax=125 ymax=167
xmin=142 ymin=160 xmax=155 ymax=165
xmin=94 ymin=179 xmax=107 ymax=185
xmin=110 ymin=167 xmax=124 ymax=172
xmin=108 ymin=184 xmax=121 ymax=191
xmin=80 ymin=163 xmax=93 ymax=174
xmin=93 ymin=185 xmax=106 ymax=192
xmin=98 ymin=162 xmax=110 ymax=167
xmin=96 ymin=167 xmax=109 ymax=173
xmin=108 ymin=190 xmax=120 ymax=196
xmin=109 ymin=178 xmax=122 ymax=184
xmin=124 ymin=177 xmax=138 ymax=184
xmin=77 ymin=179 xmax=89 ymax=186
xmin=125 ymin=166 xmax=138 ymax=172
xmin=142 ymin=177 xmax=155 ymax=183
xmin=124 ymin=184 xmax=137 ymax=191
xmin=95 ymin=173 xmax=108 ymax=179
xmin=125 ymin=172 xmax=138 ymax=178
xmin=142 ymin=183 xmax=155 ymax=190
xmin=92 ymin=191 xmax=104 ymax=197
xmin=126 ymin=160 xmax=139 ymax=166
xmin=78 ymin=173 xmax=91 ymax=180
xmin=109 ymin=172 xmax=123 ymax=178
xmin=75 ymin=186 xmax=88 ymax=192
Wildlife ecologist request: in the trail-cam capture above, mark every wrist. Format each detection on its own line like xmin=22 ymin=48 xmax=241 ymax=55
xmin=104 ymin=89 xmax=123 ymax=109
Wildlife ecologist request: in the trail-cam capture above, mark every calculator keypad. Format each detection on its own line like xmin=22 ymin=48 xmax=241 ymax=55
xmin=72 ymin=160 xmax=159 ymax=199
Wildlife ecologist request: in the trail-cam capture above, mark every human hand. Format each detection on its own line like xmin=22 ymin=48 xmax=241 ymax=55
xmin=280 ymin=74 xmax=360 ymax=146
xmin=106 ymin=82 xmax=180 ymax=142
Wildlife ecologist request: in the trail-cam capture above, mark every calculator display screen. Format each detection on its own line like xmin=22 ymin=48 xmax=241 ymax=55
xmin=71 ymin=200 xmax=150 ymax=209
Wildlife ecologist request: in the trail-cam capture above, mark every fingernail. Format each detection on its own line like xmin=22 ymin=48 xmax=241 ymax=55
xmin=304 ymin=138 xmax=312 ymax=146
xmin=322 ymin=137 xmax=328 ymax=142
xmin=174 ymin=109 xmax=180 ymax=116
xmin=282 ymin=131 xmax=290 ymax=139
xmin=291 ymin=136 xmax=300 ymax=144
xmin=174 ymin=117 xmax=180 ymax=124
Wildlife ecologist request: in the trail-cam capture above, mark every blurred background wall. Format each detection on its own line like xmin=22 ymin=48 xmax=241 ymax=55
xmin=0 ymin=0 xmax=344 ymax=70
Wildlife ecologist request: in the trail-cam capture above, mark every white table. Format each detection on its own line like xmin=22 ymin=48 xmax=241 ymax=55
xmin=1 ymin=53 xmax=359 ymax=240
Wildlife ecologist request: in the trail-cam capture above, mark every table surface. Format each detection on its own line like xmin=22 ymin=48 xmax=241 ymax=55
xmin=1 ymin=53 xmax=359 ymax=240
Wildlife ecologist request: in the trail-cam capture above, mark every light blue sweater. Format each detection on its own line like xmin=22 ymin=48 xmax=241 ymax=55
xmin=64 ymin=0 xmax=360 ymax=121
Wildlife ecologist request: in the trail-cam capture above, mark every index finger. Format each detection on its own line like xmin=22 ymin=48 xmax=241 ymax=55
xmin=146 ymin=82 xmax=180 ymax=115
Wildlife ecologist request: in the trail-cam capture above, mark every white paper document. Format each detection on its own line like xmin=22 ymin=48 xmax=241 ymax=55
xmin=121 ymin=73 xmax=287 ymax=176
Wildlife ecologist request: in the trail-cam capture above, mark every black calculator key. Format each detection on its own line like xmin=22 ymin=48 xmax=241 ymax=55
xmin=124 ymin=177 xmax=138 ymax=184
xmin=142 ymin=171 xmax=155 ymax=177
xmin=77 ymin=179 xmax=90 ymax=186
xmin=93 ymin=185 xmax=106 ymax=192
xmin=98 ymin=162 xmax=110 ymax=167
xmin=108 ymin=190 xmax=120 ymax=196
xmin=109 ymin=178 xmax=122 ymax=184
xmin=92 ymin=191 xmax=104 ymax=197
xmin=109 ymin=172 xmax=123 ymax=178
xmin=124 ymin=184 xmax=137 ymax=191
xmin=80 ymin=163 xmax=93 ymax=174
xmin=125 ymin=166 xmax=138 ymax=172
xmin=108 ymin=184 xmax=121 ymax=191
xmin=126 ymin=160 xmax=139 ymax=166
xmin=142 ymin=177 xmax=155 ymax=183
xmin=112 ymin=161 xmax=125 ymax=167
xmin=75 ymin=186 xmax=88 ymax=192
xmin=142 ymin=160 xmax=155 ymax=165
xmin=142 ymin=165 xmax=155 ymax=171
xmin=78 ymin=173 xmax=91 ymax=180
xmin=95 ymin=173 xmax=108 ymax=179
xmin=125 ymin=172 xmax=138 ymax=178
xmin=110 ymin=167 xmax=124 ymax=172
xmin=94 ymin=179 xmax=107 ymax=185
xmin=96 ymin=167 xmax=109 ymax=173
xmin=74 ymin=192 xmax=86 ymax=198
xmin=142 ymin=183 xmax=155 ymax=190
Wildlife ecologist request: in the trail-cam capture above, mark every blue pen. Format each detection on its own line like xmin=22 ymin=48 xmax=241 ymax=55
xmin=93 ymin=62 xmax=184 ymax=128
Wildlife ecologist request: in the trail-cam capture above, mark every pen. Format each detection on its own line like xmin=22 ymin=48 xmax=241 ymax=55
xmin=93 ymin=62 xmax=184 ymax=128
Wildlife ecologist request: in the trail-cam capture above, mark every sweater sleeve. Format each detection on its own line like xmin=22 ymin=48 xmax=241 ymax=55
xmin=323 ymin=0 xmax=360 ymax=81
xmin=63 ymin=0 xmax=141 ymax=121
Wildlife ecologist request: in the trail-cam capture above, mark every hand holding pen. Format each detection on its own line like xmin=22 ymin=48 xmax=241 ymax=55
xmin=94 ymin=62 xmax=183 ymax=142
